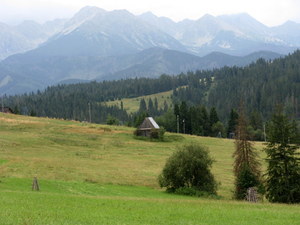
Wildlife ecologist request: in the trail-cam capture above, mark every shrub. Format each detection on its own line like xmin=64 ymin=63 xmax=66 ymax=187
xmin=106 ymin=115 xmax=119 ymax=125
xmin=150 ymin=128 xmax=159 ymax=139
xmin=158 ymin=143 xmax=218 ymax=195
xmin=158 ymin=127 xmax=166 ymax=140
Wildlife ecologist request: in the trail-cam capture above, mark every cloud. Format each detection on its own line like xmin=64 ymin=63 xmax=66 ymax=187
xmin=0 ymin=0 xmax=300 ymax=26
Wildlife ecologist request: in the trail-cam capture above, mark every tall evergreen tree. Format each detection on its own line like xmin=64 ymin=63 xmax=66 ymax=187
xmin=227 ymin=109 xmax=239 ymax=138
xmin=163 ymin=100 xmax=168 ymax=112
xmin=139 ymin=98 xmax=147 ymax=112
xmin=148 ymin=98 xmax=154 ymax=115
xmin=264 ymin=108 xmax=300 ymax=203
xmin=233 ymin=104 xmax=261 ymax=199
xmin=154 ymin=97 xmax=159 ymax=111
xmin=200 ymin=106 xmax=210 ymax=136
xmin=209 ymin=107 xmax=219 ymax=135
xmin=209 ymin=107 xmax=219 ymax=126
xmin=179 ymin=101 xmax=189 ymax=134
xmin=190 ymin=105 xmax=204 ymax=136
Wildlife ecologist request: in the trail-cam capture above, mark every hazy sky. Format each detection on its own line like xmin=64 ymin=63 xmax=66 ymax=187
xmin=1 ymin=0 xmax=300 ymax=26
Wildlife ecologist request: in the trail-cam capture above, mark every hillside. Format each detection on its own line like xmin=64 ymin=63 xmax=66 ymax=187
xmin=0 ymin=47 xmax=281 ymax=95
xmin=0 ymin=112 xmax=265 ymax=198
xmin=105 ymin=89 xmax=173 ymax=113
xmin=1 ymin=113 xmax=299 ymax=225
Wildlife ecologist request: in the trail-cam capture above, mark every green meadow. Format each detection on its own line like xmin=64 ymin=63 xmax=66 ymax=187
xmin=104 ymin=90 xmax=173 ymax=113
xmin=0 ymin=113 xmax=299 ymax=225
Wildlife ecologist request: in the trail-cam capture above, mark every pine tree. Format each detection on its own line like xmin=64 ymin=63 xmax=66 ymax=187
xmin=179 ymin=101 xmax=188 ymax=133
xmin=233 ymin=104 xmax=261 ymax=199
xmin=148 ymin=98 xmax=154 ymax=115
xmin=264 ymin=108 xmax=300 ymax=203
xmin=209 ymin=107 xmax=219 ymax=126
xmin=227 ymin=109 xmax=239 ymax=138
xmin=200 ymin=106 xmax=210 ymax=136
xmin=139 ymin=98 xmax=147 ymax=113
xmin=209 ymin=107 xmax=220 ymax=136
xmin=154 ymin=97 xmax=158 ymax=111
xmin=163 ymin=100 xmax=168 ymax=112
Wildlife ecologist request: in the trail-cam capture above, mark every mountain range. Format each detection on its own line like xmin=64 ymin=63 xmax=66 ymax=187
xmin=0 ymin=6 xmax=299 ymax=95
xmin=0 ymin=19 xmax=66 ymax=60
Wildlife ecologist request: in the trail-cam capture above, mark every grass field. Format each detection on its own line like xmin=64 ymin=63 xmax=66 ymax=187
xmin=0 ymin=113 xmax=299 ymax=224
xmin=1 ymin=178 xmax=299 ymax=225
xmin=104 ymin=90 xmax=173 ymax=113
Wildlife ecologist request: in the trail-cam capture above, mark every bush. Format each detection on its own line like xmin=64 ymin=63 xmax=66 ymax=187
xmin=158 ymin=143 xmax=218 ymax=195
xmin=150 ymin=128 xmax=159 ymax=139
xmin=106 ymin=115 xmax=119 ymax=125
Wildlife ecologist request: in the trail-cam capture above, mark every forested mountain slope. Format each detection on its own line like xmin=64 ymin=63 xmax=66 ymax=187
xmin=3 ymin=50 xmax=300 ymax=124
xmin=174 ymin=50 xmax=300 ymax=120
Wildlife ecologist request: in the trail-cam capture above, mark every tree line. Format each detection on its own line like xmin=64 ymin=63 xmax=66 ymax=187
xmin=3 ymin=50 xmax=300 ymax=133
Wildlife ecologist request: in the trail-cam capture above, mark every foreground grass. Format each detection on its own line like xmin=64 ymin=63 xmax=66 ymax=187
xmin=1 ymin=177 xmax=299 ymax=225
xmin=1 ymin=113 xmax=299 ymax=224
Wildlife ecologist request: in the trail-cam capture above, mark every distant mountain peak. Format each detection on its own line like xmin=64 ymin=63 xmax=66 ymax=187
xmin=110 ymin=9 xmax=135 ymax=18
xmin=140 ymin=11 xmax=157 ymax=17
xmin=77 ymin=6 xmax=106 ymax=14
xmin=68 ymin=5 xmax=106 ymax=23
xmin=200 ymin=14 xmax=215 ymax=20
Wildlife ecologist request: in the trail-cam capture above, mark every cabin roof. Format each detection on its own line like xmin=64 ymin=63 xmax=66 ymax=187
xmin=138 ymin=117 xmax=160 ymax=130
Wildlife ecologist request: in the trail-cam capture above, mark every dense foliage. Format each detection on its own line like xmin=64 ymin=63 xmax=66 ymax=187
xmin=264 ymin=108 xmax=300 ymax=203
xmin=158 ymin=144 xmax=217 ymax=195
xmin=5 ymin=75 xmax=187 ymax=124
xmin=3 ymin=50 xmax=300 ymax=130
xmin=174 ymin=51 xmax=300 ymax=121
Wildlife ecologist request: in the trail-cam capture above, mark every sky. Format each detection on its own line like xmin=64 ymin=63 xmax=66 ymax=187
xmin=1 ymin=0 xmax=300 ymax=27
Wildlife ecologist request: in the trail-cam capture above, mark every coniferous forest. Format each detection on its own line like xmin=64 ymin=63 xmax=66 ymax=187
xmin=3 ymin=50 xmax=300 ymax=139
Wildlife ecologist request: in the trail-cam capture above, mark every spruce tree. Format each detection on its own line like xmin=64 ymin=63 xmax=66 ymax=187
xmin=227 ymin=109 xmax=239 ymax=138
xmin=209 ymin=107 xmax=220 ymax=136
xmin=209 ymin=107 xmax=219 ymax=126
xmin=154 ymin=97 xmax=158 ymax=111
xmin=264 ymin=109 xmax=300 ymax=203
xmin=233 ymin=105 xmax=261 ymax=199
xmin=148 ymin=98 xmax=154 ymax=115
xmin=200 ymin=106 xmax=210 ymax=136
xmin=139 ymin=98 xmax=147 ymax=112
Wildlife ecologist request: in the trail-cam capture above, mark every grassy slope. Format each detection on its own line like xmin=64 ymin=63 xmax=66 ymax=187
xmin=104 ymin=90 xmax=173 ymax=113
xmin=0 ymin=113 xmax=299 ymax=224
xmin=0 ymin=112 xmax=247 ymax=198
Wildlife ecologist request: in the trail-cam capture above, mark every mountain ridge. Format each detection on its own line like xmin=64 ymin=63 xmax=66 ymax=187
xmin=0 ymin=47 xmax=282 ymax=95
xmin=0 ymin=6 xmax=299 ymax=95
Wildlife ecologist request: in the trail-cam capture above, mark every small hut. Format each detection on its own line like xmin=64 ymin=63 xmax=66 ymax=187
xmin=0 ymin=107 xmax=13 ymax=114
xmin=137 ymin=117 xmax=160 ymax=137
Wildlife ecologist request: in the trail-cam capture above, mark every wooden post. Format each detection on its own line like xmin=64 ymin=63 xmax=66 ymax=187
xmin=32 ymin=177 xmax=40 ymax=191
xmin=246 ymin=187 xmax=258 ymax=203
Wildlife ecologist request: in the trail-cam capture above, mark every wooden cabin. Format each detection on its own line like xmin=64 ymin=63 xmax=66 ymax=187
xmin=0 ymin=107 xmax=13 ymax=114
xmin=137 ymin=117 xmax=160 ymax=137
